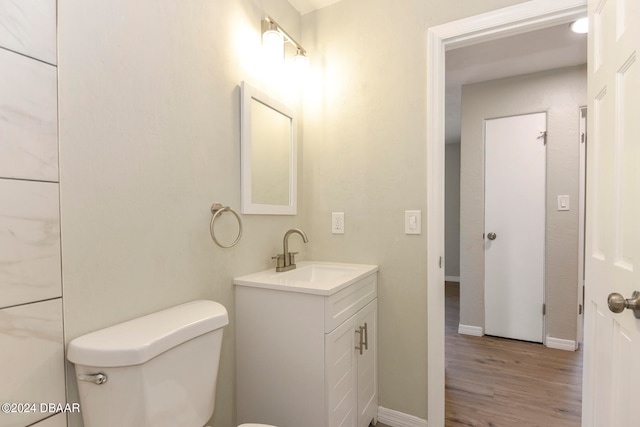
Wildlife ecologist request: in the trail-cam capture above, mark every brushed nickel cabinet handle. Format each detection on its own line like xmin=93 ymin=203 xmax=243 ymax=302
xmin=363 ymin=322 xmax=368 ymax=351
xmin=355 ymin=326 xmax=365 ymax=355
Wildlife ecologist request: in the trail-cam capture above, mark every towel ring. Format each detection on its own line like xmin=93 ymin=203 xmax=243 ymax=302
xmin=210 ymin=203 xmax=243 ymax=248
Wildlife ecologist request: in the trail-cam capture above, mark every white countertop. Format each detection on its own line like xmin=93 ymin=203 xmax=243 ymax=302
xmin=233 ymin=261 xmax=378 ymax=296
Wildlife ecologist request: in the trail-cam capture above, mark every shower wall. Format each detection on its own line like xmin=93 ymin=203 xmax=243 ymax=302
xmin=0 ymin=1 xmax=67 ymax=426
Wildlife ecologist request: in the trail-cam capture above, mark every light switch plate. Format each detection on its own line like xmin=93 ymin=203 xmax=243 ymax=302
xmin=557 ymin=195 xmax=570 ymax=211
xmin=405 ymin=210 xmax=422 ymax=234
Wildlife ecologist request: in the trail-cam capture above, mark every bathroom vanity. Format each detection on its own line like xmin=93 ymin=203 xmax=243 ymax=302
xmin=234 ymin=261 xmax=378 ymax=427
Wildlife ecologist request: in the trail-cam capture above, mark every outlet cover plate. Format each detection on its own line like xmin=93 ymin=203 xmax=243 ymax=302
xmin=332 ymin=212 xmax=345 ymax=234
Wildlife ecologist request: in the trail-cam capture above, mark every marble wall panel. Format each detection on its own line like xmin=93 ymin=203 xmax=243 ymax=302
xmin=31 ymin=413 xmax=67 ymax=427
xmin=0 ymin=299 xmax=65 ymax=427
xmin=0 ymin=0 xmax=57 ymax=64
xmin=0 ymin=48 xmax=58 ymax=182
xmin=0 ymin=179 xmax=61 ymax=309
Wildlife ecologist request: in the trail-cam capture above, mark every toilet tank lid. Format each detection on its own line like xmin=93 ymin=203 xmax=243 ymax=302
xmin=67 ymin=300 xmax=228 ymax=367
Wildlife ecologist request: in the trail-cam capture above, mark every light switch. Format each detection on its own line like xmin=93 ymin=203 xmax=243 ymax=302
xmin=405 ymin=210 xmax=422 ymax=235
xmin=557 ymin=195 xmax=570 ymax=211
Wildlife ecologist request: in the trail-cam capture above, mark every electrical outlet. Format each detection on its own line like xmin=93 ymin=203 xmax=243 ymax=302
xmin=332 ymin=212 xmax=345 ymax=234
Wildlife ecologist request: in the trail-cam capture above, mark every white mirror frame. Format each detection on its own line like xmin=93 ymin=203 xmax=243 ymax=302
xmin=240 ymin=81 xmax=297 ymax=215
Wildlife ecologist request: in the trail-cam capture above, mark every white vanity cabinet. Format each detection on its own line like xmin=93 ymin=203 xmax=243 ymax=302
xmin=234 ymin=262 xmax=378 ymax=427
xmin=326 ymin=298 xmax=377 ymax=427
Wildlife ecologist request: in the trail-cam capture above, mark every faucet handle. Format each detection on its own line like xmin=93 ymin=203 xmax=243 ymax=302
xmin=271 ymin=254 xmax=285 ymax=269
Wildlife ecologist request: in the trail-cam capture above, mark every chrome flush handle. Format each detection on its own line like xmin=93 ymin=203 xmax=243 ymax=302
xmin=78 ymin=373 xmax=108 ymax=385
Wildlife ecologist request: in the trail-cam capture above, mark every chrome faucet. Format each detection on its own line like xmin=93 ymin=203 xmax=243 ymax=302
xmin=272 ymin=228 xmax=309 ymax=272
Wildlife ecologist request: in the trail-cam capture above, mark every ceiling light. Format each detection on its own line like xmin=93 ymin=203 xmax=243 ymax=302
xmin=571 ymin=17 xmax=588 ymax=34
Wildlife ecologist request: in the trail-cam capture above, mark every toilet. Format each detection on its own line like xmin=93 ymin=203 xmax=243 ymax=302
xmin=67 ymin=300 xmax=275 ymax=427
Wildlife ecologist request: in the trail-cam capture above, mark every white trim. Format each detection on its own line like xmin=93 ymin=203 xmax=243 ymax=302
xmin=378 ymin=406 xmax=428 ymax=427
xmin=546 ymin=336 xmax=577 ymax=351
xmin=426 ymin=18 xmax=446 ymax=427
xmin=444 ymin=275 xmax=460 ymax=282
xmin=577 ymin=106 xmax=587 ymax=346
xmin=458 ymin=324 xmax=484 ymax=337
xmin=426 ymin=1 xmax=587 ymax=425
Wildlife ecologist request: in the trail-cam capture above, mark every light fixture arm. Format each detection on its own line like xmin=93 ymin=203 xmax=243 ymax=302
xmin=262 ymin=16 xmax=307 ymax=56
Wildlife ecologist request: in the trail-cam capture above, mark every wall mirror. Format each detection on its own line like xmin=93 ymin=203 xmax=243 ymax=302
xmin=240 ymin=81 xmax=297 ymax=215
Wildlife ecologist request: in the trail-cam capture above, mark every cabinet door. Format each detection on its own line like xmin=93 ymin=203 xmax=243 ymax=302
xmin=357 ymin=299 xmax=377 ymax=427
xmin=326 ymin=314 xmax=358 ymax=427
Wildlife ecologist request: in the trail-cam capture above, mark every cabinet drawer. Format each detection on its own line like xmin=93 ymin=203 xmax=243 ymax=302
xmin=325 ymin=272 xmax=377 ymax=333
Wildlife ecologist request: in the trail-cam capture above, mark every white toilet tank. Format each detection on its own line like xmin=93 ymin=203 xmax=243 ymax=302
xmin=67 ymin=300 xmax=229 ymax=427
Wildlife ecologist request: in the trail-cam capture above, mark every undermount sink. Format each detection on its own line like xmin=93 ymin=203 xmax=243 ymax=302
xmin=234 ymin=261 xmax=378 ymax=295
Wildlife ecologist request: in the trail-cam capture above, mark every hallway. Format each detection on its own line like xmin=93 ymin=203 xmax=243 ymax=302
xmin=445 ymin=282 xmax=582 ymax=426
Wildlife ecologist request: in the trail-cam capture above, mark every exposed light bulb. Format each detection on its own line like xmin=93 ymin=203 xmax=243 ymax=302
xmin=262 ymin=26 xmax=284 ymax=60
xmin=571 ymin=17 xmax=588 ymax=34
xmin=293 ymin=49 xmax=309 ymax=73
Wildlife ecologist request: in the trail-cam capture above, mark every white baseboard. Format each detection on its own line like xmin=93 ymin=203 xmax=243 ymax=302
xmin=546 ymin=336 xmax=576 ymax=351
xmin=458 ymin=324 xmax=483 ymax=337
xmin=377 ymin=406 xmax=427 ymax=427
xmin=444 ymin=275 xmax=460 ymax=282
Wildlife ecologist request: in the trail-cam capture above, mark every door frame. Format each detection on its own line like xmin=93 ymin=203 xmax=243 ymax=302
xmin=426 ymin=0 xmax=587 ymax=424
xmin=577 ymin=106 xmax=587 ymax=347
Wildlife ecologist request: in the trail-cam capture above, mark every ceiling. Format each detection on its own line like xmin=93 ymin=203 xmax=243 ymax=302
xmin=288 ymin=0 xmax=340 ymax=15
xmin=445 ymin=23 xmax=587 ymax=144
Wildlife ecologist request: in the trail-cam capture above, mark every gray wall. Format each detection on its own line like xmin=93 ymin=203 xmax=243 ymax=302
xmin=301 ymin=0 xmax=528 ymax=419
xmin=53 ymin=0 xmax=534 ymax=426
xmin=58 ymin=1 xmax=304 ymax=426
xmin=460 ymin=65 xmax=587 ymax=342
xmin=445 ymin=143 xmax=461 ymax=279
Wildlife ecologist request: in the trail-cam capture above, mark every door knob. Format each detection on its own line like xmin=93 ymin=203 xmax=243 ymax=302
xmin=487 ymin=232 xmax=497 ymax=240
xmin=608 ymin=291 xmax=640 ymax=319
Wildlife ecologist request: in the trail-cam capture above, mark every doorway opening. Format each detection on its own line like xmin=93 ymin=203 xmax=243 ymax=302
xmin=426 ymin=1 xmax=588 ymax=425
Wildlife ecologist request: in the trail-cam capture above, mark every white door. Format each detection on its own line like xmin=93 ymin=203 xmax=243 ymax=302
xmin=484 ymin=113 xmax=546 ymax=342
xmin=582 ymin=0 xmax=640 ymax=425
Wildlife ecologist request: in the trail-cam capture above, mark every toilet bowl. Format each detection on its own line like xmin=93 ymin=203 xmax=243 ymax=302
xmin=67 ymin=300 xmax=276 ymax=427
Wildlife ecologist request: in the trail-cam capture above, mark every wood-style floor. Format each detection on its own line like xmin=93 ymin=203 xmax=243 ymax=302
xmin=445 ymin=282 xmax=583 ymax=427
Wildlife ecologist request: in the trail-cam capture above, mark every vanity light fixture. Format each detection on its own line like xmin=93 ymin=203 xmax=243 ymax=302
xmin=571 ymin=17 xmax=588 ymax=34
xmin=262 ymin=16 xmax=308 ymax=66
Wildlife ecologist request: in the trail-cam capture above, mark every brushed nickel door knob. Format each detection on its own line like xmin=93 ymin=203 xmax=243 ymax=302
xmin=608 ymin=291 xmax=640 ymax=319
